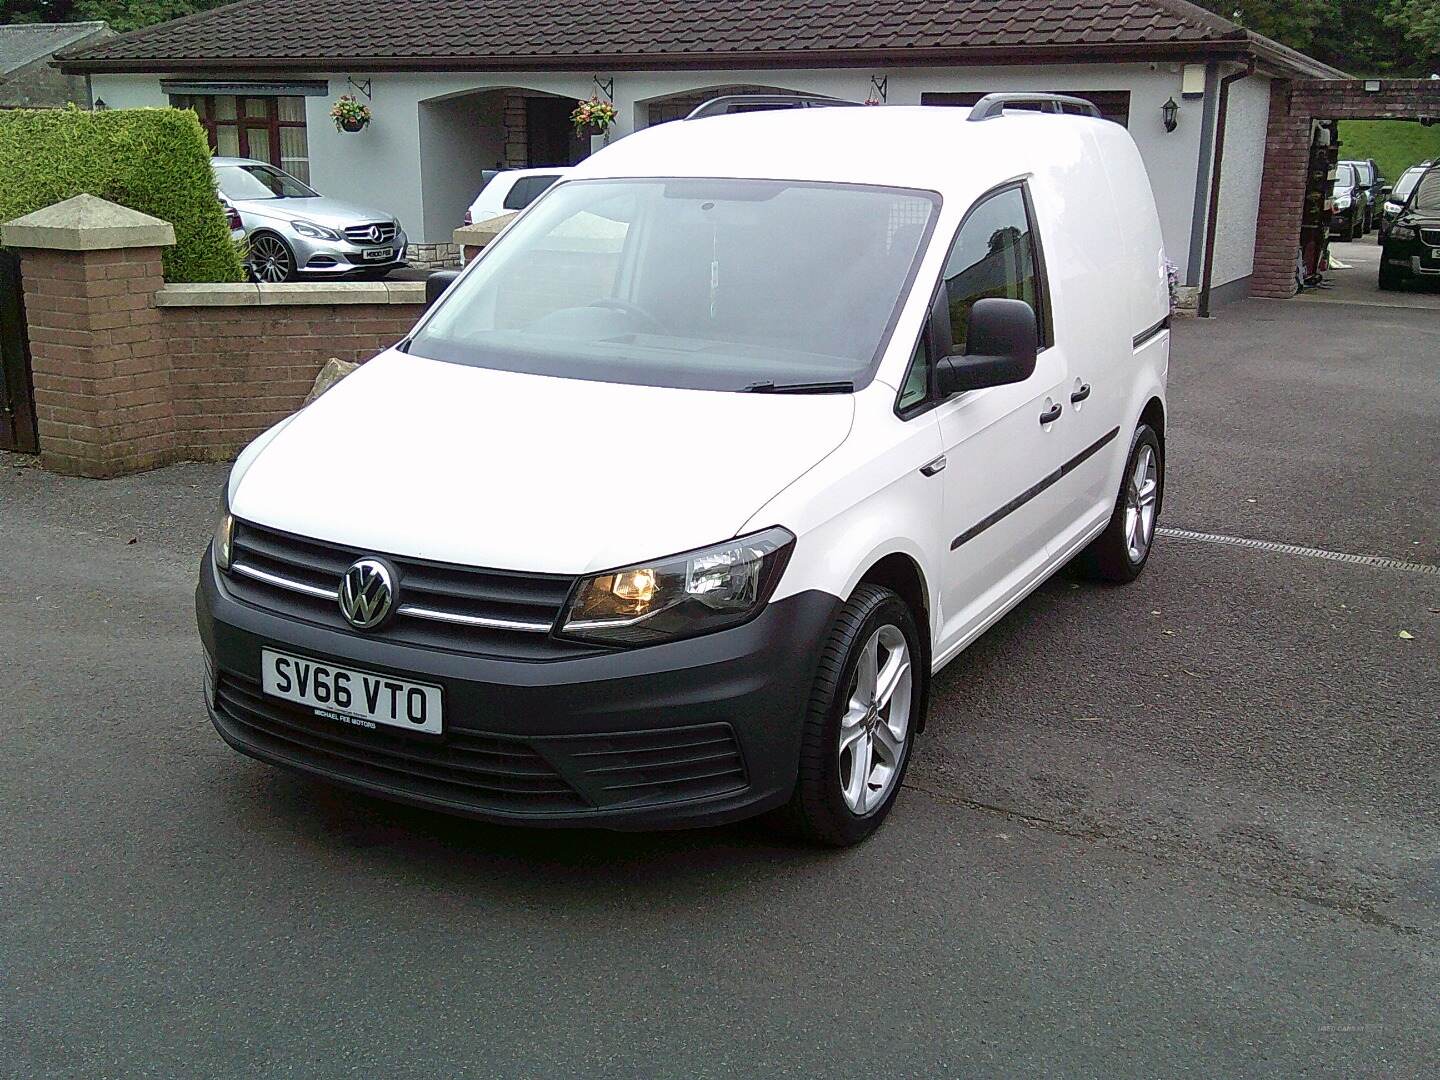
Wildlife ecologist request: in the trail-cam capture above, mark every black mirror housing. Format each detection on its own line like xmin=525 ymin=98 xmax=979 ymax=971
xmin=936 ymin=297 xmax=1039 ymax=396
xmin=425 ymin=270 xmax=461 ymax=308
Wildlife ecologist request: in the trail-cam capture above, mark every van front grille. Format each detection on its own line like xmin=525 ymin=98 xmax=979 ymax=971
xmin=224 ymin=520 xmax=595 ymax=660
xmin=213 ymin=673 xmax=749 ymax=815
xmin=215 ymin=674 xmax=588 ymax=813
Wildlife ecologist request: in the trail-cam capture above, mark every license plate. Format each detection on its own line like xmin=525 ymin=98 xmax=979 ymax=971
xmin=261 ymin=648 xmax=442 ymax=734
xmin=362 ymin=246 xmax=394 ymax=261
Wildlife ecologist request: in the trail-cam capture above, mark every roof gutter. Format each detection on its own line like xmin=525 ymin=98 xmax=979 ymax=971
xmin=1198 ymin=59 xmax=1256 ymax=318
xmin=56 ymin=39 xmax=1267 ymax=77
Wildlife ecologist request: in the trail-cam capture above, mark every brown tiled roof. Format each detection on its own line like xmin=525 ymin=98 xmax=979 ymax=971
xmin=56 ymin=0 xmax=1343 ymax=79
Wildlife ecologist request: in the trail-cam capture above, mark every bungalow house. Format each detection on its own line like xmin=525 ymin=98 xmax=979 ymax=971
xmin=56 ymin=0 xmax=1343 ymax=304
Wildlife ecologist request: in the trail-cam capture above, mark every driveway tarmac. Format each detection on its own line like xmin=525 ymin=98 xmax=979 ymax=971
xmin=2 ymin=298 xmax=1437 ymax=1078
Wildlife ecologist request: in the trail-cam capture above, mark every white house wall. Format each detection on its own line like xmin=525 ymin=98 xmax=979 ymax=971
xmin=1211 ymin=74 xmax=1271 ymax=291
xmin=94 ymin=64 xmax=1227 ymax=281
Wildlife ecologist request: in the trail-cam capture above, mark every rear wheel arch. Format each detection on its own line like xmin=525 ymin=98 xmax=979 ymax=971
xmin=1139 ymin=396 xmax=1166 ymax=512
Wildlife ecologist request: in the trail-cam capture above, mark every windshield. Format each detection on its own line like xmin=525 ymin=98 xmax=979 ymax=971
xmin=1413 ymin=169 xmax=1440 ymax=214
xmin=215 ymin=164 xmax=319 ymax=201
xmin=1393 ymin=169 xmax=1424 ymax=202
xmin=1333 ymin=164 xmax=1355 ymax=190
xmin=408 ymin=178 xmax=939 ymax=392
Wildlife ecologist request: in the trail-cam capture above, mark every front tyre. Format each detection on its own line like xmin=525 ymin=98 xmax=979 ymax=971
xmin=246 ymin=233 xmax=297 ymax=283
xmin=776 ymin=584 xmax=923 ymax=847
xmin=1077 ymin=423 xmax=1163 ymax=583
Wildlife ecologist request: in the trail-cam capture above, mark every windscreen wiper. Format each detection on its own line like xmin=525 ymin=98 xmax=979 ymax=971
xmin=743 ymin=380 xmax=855 ymax=394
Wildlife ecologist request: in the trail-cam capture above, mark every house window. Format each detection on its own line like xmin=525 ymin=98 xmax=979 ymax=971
xmin=171 ymin=94 xmax=310 ymax=183
xmin=920 ymin=91 xmax=1131 ymax=127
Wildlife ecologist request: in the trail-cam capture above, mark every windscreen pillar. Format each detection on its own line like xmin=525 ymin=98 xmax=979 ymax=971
xmin=1 ymin=195 xmax=175 ymax=477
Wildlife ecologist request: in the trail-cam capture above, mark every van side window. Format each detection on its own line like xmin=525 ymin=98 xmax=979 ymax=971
xmin=897 ymin=336 xmax=930 ymax=411
xmin=942 ymin=186 xmax=1044 ymax=354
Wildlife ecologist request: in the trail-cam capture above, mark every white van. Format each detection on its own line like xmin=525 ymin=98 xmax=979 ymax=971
xmin=200 ymin=96 xmax=1170 ymax=846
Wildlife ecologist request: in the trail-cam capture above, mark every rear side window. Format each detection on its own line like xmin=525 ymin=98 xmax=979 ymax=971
xmin=941 ymin=185 xmax=1047 ymax=353
xmin=503 ymin=175 xmax=560 ymax=211
xmin=1414 ymin=169 xmax=1440 ymax=214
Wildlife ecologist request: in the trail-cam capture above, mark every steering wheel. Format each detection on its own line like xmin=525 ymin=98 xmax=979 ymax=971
xmin=589 ymin=298 xmax=665 ymax=333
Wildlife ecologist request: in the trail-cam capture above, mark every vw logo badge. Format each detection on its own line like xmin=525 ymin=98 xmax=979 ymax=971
xmin=339 ymin=558 xmax=395 ymax=629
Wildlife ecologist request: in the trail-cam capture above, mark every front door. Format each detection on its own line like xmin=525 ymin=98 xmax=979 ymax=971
xmin=928 ymin=184 xmax=1069 ymax=658
xmin=0 ymin=250 xmax=37 ymax=454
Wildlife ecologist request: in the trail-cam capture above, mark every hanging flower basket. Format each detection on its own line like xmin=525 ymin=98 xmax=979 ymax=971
xmin=571 ymin=96 xmax=617 ymax=137
xmin=330 ymin=95 xmax=372 ymax=133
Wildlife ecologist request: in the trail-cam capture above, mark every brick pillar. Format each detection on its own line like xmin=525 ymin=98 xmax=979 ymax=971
xmin=1 ymin=194 xmax=176 ymax=477
xmin=1250 ymin=80 xmax=1315 ymax=300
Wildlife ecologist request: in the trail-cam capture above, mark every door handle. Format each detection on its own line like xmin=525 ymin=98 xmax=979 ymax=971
xmin=1040 ymin=403 xmax=1062 ymax=425
xmin=1070 ymin=383 xmax=1091 ymax=404
xmin=920 ymin=455 xmax=947 ymax=477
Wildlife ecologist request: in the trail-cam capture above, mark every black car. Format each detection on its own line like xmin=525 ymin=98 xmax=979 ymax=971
xmin=1379 ymin=164 xmax=1440 ymax=290
xmin=1378 ymin=163 xmax=1431 ymax=241
xmin=1342 ymin=158 xmax=1385 ymax=233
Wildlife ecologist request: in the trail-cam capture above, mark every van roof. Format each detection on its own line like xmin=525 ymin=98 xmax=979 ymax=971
xmin=570 ymin=105 xmax=1115 ymax=196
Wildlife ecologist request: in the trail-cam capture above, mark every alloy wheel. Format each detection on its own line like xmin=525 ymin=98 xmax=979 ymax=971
xmin=1124 ymin=443 xmax=1159 ymax=563
xmin=838 ymin=624 xmax=912 ymax=815
xmin=248 ymin=235 xmax=294 ymax=283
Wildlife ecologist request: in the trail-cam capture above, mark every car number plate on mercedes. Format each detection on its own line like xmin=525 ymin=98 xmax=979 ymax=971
xmin=362 ymin=246 xmax=394 ymax=261
xmin=261 ymin=648 xmax=442 ymax=734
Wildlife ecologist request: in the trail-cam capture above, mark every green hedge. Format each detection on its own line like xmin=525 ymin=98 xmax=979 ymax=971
xmin=0 ymin=106 xmax=244 ymax=283
xmin=1338 ymin=120 xmax=1440 ymax=186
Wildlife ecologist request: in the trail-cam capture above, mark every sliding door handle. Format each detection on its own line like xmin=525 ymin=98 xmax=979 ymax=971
xmin=1039 ymin=403 xmax=1062 ymax=425
xmin=1070 ymin=383 xmax=1091 ymax=404
xmin=920 ymin=455 xmax=947 ymax=477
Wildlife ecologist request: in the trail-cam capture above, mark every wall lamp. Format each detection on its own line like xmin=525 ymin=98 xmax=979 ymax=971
xmin=1162 ymin=97 xmax=1179 ymax=133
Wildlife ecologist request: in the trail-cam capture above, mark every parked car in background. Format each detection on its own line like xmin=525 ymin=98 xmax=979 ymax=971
xmin=1379 ymin=163 xmax=1440 ymax=290
xmin=1341 ymin=158 xmax=1384 ymax=232
xmin=1379 ymin=163 xmax=1432 ymax=241
xmin=199 ymin=96 xmax=1170 ymax=847
xmin=1330 ymin=162 xmax=1365 ymax=240
xmin=464 ymin=166 xmax=568 ymax=225
xmin=213 ymin=157 xmax=408 ymax=282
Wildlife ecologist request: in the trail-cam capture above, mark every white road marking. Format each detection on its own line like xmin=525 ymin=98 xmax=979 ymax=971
xmin=1157 ymin=527 xmax=1438 ymax=576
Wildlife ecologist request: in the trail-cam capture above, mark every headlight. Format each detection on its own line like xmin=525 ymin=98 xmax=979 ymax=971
xmin=1385 ymin=202 xmax=1402 ymax=215
xmin=213 ymin=509 xmax=235 ymax=572
xmin=1334 ymin=195 xmax=1352 ymax=209
xmin=559 ymin=527 xmax=795 ymax=646
xmin=1390 ymin=225 xmax=1417 ymax=242
xmin=291 ymin=219 xmax=340 ymax=241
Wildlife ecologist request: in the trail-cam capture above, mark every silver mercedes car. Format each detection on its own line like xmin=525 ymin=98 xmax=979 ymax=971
xmin=213 ymin=157 xmax=408 ymax=282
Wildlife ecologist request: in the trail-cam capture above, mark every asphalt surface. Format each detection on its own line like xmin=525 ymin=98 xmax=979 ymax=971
xmin=3 ymin=298 xmax=1438 ymax=1077
xmin=1299 ymin=234 xmax=1440 ymax=312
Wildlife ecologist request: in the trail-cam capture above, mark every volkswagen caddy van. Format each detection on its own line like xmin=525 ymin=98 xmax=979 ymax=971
xmin=199 ymin=95 xmax=1170 ymax=846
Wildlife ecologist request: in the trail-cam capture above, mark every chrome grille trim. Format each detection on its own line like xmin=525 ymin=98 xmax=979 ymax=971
xmin=395 ymin=603 xmax=553 ymax=633
xmin=1420 ymin=228 xmax=1440 ymax=248
xmin=232 ymin=561 xmax=338 ymax=600
xmin=344 ymin=222 xmax=398 ymax=244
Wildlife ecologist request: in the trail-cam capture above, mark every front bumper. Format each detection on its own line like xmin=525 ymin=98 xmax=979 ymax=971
xmin=197 ymin=553 xmax=839 ymax=829
xmin=293 ymin=231 xmax=409 ymax=276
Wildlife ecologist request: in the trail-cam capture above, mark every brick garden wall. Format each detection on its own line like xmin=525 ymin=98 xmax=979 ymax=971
xmin=17 ymin=242 xmax=424 ymax=477
xmin=1253 ymin=79 xmax=1440 ymax=300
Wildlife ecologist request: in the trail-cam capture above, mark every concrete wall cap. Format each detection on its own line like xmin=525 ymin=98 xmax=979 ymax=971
xmin=453 ymin=213 xmax=517 ymax=250
xmin=153 ymin=281 xmax=428 ymax=307
xmin=155 ymin=283 xmax=260 ymax=307
xmin=1 ymin=193 xmax=176 ymax=251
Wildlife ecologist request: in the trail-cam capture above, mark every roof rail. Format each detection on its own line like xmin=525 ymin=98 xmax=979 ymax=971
xmin=685 ymin=94 xmax=860 ymax=121
xmin=967 ymin=93 xmax=1101 ymax=122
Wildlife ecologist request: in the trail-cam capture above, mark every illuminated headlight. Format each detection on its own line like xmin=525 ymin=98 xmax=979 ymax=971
xmin=213 ymin=509 xmax=235 ymax=572
xmin=559 ymin=527 xmax=794 ymax=646
xmin=291 ymin=219 xmax=341 ymax=241
xmin=1384 ymin=201 xmax=1402 ymax=215
xmin=1390 ymin=225 xmax=1417 ymax=242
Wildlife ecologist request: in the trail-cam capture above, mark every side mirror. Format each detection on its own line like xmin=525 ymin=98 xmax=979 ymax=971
xmin=935 ymin=298 xmax=1039 ymax=396
xmin=425 ymin=270 xmax=460 ymax=308
xmin=1381 ymin=184 xmax=1394 ymax=197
